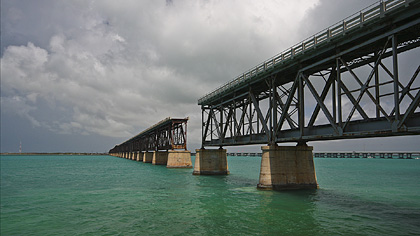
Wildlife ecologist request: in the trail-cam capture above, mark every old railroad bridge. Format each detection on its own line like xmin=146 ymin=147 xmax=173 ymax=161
xmin=110 ymin=0 xmax=420 ymax=190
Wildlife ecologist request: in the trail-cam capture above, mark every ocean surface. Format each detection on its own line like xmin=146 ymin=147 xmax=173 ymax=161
xmin=1 ymin=154 xmax=419 ymax=236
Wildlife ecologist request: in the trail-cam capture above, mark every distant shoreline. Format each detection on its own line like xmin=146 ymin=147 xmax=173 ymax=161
xmin=0 ymin=153 xmax=109 ymax=156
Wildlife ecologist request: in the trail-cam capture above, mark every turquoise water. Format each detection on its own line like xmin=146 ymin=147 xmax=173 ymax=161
xmin=1 ymin=155 xmax=420 ymax=235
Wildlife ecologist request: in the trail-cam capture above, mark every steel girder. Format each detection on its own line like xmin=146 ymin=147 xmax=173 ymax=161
xmin=200 ymin=1 xmax=420 ymax=147
xmin=109 ymin=118 xmax=188 ymax=154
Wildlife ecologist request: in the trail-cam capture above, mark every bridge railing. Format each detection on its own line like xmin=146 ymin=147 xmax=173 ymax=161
xmin=198 ymin=0 xmax=411 ymax=105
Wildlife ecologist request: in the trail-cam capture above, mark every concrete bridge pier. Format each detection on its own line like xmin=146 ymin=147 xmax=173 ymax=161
xmin=136 ymin=152 xmax=142 ymax=161
xmin=143 ymin=152 xmax=153 ymax=163
xmin=153 ymin=151 xmax=168 ymax=165
xmin=257 ymin=144 xmax=318 ymax=190
xmin=167 ymin=150 xmax=192 ymax=168
xmin=193 ymin=148 xmax=229 ymax=175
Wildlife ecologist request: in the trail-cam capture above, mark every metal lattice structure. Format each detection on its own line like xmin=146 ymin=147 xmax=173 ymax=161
xmin=109 ymin=117 xmax=188 ymax=154
xmin=199 ymin=0 xmax=420 ymax=147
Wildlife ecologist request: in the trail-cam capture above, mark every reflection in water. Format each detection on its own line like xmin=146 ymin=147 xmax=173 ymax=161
xmin=312 ymin=189 xmax=420 ymax=235
xmin=257 ymin=190 xmax=321 ymax=235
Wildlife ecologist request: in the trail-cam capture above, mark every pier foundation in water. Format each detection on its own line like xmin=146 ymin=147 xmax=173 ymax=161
xmin=193 ymin=148 xmax=229 ymax=175
xmin=152 ymin=151 xmax=168 ymax=165
xmin=167 ymin=150 xmax=192 ymax=168
xmin=258 ymin=144 xmax=318 ymax=190
xmin=143 ymin=152 xmax=153 ymax=163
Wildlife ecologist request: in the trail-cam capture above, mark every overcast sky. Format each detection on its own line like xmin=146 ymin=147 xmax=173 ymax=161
xmin=1 ymin=0 xmax=419 ymax=153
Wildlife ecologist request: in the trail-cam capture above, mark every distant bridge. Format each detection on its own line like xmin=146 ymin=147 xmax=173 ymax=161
xmin=109 ymin=117 xmax=188 ymax=154
xmin=109 ymin=118 xmax=192 ymax=168
xmin=198 ymin=0 xmax=420 ymax=146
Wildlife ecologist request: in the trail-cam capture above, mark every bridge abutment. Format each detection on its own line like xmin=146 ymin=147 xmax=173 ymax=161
xmin=152 ymin=151 xmax=168 ymax=165
xmin=143 ymin=152 xmax=153 ymax=163
xmin=257 ymin=145 xmax=318 ymax=190
xmin=193 ymin=148 xmax=229 ymax=175
xmin=167 ymin=150 xmax=192 ymax=168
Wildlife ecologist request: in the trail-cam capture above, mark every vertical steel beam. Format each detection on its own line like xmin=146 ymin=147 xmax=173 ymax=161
xmin=392 ymin=34 xmax=400 ymax=122
xmin=337 ymin=58 xmax=343 ymax=127
xmin=271 ymin=78 xmax=276 ymax=143
xmin=374 ymin=52 xmax=380 ymax=118
xmin=201 ymin=107 xmax=206 ymax=148
xmin=220 ymin=105 xmax=223 ymax=146
xmin=298 ymin=73 xmax=305 ymax=137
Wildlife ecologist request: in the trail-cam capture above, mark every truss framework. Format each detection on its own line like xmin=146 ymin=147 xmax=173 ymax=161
xmin=109 ymin=118 xmax=188 ymax=154
xmin=200 ymin=3 xmax=420 ymax=147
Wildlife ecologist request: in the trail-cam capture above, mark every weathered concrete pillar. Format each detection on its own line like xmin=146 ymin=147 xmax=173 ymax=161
xmin=136 ymin=152 xmax=142 ymax=162
xmin=193 ymin=148 xmax=229 ymax=175
xmin=143 ymin=152 xmax=153 ymax=163
xmin=258 ymin=145 xmax=318 ymax=190
xmin=152 ymin=151 xmax=168 ymax=165
xmin=167 ymin=150 xmax=192 ymax=168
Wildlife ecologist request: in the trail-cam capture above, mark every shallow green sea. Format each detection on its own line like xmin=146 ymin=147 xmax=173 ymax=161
xmin=1 ymin=155 xmax=419 ymax=235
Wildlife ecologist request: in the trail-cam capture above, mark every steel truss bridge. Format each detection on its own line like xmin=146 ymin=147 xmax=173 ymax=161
xmin=109 ymin=117 xmax=188 ymax=154
xmin=198 ymin=0 xmax=420 ymax=147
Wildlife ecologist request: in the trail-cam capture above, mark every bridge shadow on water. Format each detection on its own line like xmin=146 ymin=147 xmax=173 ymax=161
xmin=187 ymin=156 xmax=420 ymax=235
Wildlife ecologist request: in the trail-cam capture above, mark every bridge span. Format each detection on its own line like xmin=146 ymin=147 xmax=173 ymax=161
xmin=109 ymin=117 xmax=192 ymax=168
xmin=195 ymin=0 xmax=420 ymax=190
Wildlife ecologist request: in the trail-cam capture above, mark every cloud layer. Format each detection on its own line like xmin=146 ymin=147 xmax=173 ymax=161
xmin=1 ymin=0 xmax=319 ymax=148
xmin=6 ymin=0 xmax=413 ymax=153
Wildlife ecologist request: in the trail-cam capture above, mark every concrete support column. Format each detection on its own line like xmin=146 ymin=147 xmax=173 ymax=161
xmin=193 ymin=148 xmax=229 ymax=175
xmin=258 ymin=145 xmax=318 ymax=190
xmin=167 ymin=150 xmax=192 ymax=168
xmin=136 ymin=152 xmax=142 ymax=162
xmin=143 ymin=152 xmax=153 ymax=163
xmin=152 ymin=151 xmax=168 ymax=165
